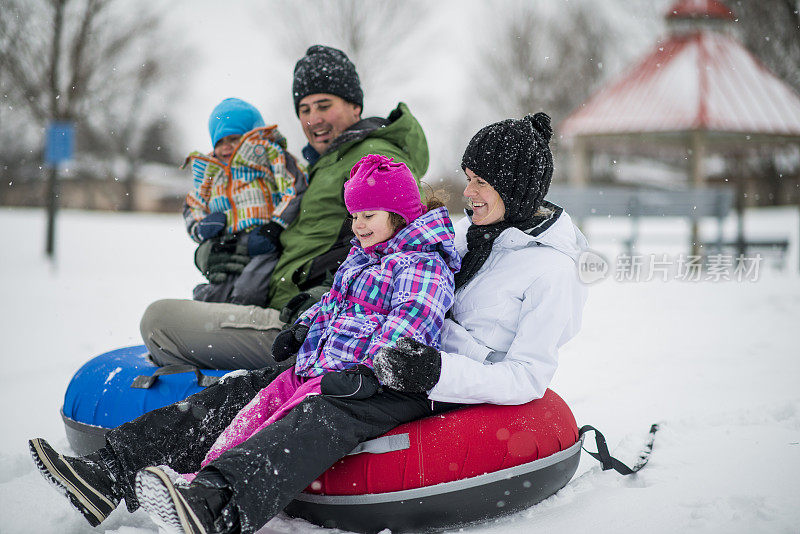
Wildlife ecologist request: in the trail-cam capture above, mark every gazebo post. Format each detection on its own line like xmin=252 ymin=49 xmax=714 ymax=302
xmin=567 ymin=137 xmax=591 ymax=231
xmin=734 ymin=154 xmax=747 ymax=259
xmin=569 ymin=137 xmax=590 ymax=187
xmin=689 ymin=131 xmax=707 ymax=256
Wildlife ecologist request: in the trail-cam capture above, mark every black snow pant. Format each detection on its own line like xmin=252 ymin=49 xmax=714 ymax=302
xmin=192 ymin=252 xmax=279 ymax=307
xmin=104 ymin=363 xmax=463 ymax=534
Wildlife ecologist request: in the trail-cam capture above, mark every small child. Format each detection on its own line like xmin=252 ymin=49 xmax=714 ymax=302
xmin=187 ymin=154 xmax=460 ymax=475
xmin=182 ymin=97 xmax=307 ymax=306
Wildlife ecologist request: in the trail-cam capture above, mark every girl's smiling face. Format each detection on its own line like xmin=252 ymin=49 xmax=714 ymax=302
xmin=463 ymin=168 xmax=506 ymax=225
xmin=351 ymin=210 xmax=395 ymax=248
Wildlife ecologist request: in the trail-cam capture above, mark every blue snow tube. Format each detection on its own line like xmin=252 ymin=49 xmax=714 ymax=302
xmin=61 ymin=345 xmax=229 ymax=454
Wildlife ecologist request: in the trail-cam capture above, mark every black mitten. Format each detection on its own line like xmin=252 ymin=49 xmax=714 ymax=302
xmin=320 ymin=365 xmax=381 ymax=399
xmin=373 ymin=337 xmax=442 ymax=392
xmin=246 ymin=222 xmax=283 ymax=256
xmin=271 ymin=323 xmax=309 ymax=362
xmin=193 ymin=212 xmax=227 ymax=241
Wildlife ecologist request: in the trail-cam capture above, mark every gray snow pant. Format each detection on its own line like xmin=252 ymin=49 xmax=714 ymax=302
xmin=140 ymin=299 xmax=284 ymax=369
xmin=104 ymin=365 xmax=462 ymax=534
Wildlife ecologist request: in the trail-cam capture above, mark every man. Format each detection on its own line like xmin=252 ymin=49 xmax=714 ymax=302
xmin=140 ymin=45 xmax=429 ymax=369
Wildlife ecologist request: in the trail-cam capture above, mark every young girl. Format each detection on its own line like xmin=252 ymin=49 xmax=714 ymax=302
xmin=187 ymin=153 xmax=460 ymax=475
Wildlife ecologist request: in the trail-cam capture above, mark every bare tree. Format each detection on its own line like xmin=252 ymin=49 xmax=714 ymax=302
xmin=732 ymin=0 xmax=800 ymax=93
xmin=724 ymin=0 xmax=800 ymax=206
xmin=474 ymin=0 xmax=614 ymax=125
xmin=267 ymin=0 xmax=430 ymax=96
xmin=0 ymin=0 xmax=183 ymax=212
xmin=77 ymin=27 xmax=184 ymax=211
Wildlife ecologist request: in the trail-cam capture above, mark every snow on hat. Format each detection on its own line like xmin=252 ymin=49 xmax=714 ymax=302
xmin=344 ymin=154 xmax=426 ymax=224
xmin=461 ymin=113 xmax=554 ymax=223
xmin=208 ymin=98 xmax=265 ymax=148
xmin=292 ymin=45 xmax=364 ymax=115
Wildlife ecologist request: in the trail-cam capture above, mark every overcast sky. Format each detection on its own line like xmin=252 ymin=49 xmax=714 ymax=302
xmin=163 ymin=0 xmax=668 ymax=181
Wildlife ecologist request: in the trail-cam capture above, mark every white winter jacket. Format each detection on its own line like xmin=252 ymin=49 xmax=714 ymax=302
xmin=428 ymin=205 xmax=589 ymax=405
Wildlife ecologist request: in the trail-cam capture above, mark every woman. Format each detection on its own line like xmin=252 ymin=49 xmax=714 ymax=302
xmin=374 ymin=112 xmax=588 ymax=404
xmin=28 ymin=113 xmax=587 ymax=534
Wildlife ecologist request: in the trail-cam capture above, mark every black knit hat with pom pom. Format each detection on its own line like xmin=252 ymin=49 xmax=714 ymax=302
xmin=461 ymin=113 xmax=554 ymax=223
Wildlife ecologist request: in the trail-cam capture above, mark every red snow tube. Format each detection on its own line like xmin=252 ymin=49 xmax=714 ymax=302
xmin=285 ymin=389 xmax=582 ymax=533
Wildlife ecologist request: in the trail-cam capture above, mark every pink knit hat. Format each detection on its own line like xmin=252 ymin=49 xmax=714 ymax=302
xmin=344 ymin=154 xmax=426 ymax=223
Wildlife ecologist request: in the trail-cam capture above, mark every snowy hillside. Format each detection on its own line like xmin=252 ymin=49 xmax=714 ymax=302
xmin=1 ymin=206 xmax=799 ymax=533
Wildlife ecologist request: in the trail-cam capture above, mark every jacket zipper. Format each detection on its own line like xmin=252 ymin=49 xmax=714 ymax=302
xmin=226 ymin=166 xmax=237 ymax=231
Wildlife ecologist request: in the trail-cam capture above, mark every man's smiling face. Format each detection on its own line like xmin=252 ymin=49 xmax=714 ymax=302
xmin=297 ymin=94 xmax=362 ymax=155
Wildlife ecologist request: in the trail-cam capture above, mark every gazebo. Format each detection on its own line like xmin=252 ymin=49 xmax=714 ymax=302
xmin=560 ymin=0 xmax=800 ymax=194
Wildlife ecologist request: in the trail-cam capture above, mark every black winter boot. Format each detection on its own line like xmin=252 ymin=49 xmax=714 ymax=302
xmin=28 ymin=438 xmax=124 ymax=526
xmin=135 ymin=466 xmax=239 ymax=534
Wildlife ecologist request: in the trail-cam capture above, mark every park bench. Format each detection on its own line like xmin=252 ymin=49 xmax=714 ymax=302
xmin=547 ymin=185 xmax=789 ymax=267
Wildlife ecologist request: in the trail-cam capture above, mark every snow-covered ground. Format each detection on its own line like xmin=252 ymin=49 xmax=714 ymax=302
xmin=1 ymin=206 xmax=799 ymax=533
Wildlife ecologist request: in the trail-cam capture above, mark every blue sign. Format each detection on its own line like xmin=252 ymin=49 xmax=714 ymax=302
xmin=45 ymin=121 xmax=75 ymax=165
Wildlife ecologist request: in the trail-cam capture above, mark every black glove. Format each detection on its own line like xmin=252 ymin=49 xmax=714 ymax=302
xmin=271 ymin=323 xmax=310 ymax=362
xmin=320 ymin=365 xmax=381 ymax=399
xmin=201 ymin=235 xmax=250 ymax=284
xmin=279 ymin=285 xmax=331 ymax=323
xmin=246 ymin=222 xmax=283 ymax=256
xmin=196 ymin=235 xmax=251 ymax=284
xmin=373 ymin=337 xmax=442 ymax=392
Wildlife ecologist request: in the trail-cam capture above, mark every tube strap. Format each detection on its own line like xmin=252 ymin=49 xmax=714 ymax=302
xmin=579 ymin=424 xmax=659 ymax=475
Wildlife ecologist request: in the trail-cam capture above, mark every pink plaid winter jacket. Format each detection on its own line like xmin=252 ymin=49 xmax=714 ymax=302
xmin=294 ymin=206 xmax=461 ymax=378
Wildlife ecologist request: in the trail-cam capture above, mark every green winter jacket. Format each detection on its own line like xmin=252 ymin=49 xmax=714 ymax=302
xmin=267 ymin=102 xmax=429 ymax=310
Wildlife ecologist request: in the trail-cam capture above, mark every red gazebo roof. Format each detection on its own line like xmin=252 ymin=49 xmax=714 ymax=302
xmin=666 ymin=0 xmax=734 ymax=21
xmin=560 ymin=2 xmax=800 ymax=139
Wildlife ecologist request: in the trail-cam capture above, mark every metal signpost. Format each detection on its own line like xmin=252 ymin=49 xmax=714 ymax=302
xmin=44 ymin=120 xmax=75 ymax=258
